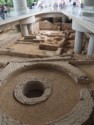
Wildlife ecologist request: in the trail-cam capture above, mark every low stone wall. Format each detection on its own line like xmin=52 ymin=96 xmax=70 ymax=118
xmin=39 ymin=21 xmax=72 ymax=31
xmin=0 ymin=61 xmax=90 ymax=85
xmin=39 ymin=21 xmax=60 ymax=30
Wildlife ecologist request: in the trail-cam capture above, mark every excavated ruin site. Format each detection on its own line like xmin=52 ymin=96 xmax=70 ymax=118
xmin=0 ymin=18 xmax=94 ymax=125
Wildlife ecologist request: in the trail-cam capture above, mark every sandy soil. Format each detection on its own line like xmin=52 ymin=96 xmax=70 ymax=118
xmin=0 ymin=68 xmax=80 ymax=125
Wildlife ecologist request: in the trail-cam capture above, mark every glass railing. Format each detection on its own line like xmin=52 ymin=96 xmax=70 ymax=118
xmin=0 ymin=5 xmax=94 ymax=23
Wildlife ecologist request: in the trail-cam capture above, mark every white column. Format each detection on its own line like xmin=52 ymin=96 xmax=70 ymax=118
xmin=15 ymin=24 xmax=21 ymax=32
xmin=62 ymin=16 xmax=66 ymax=23
xmin=51 ymin=0 xmax=54 ymax=10
xmin=20 ymin=25 xmax=29 ymax=36
xmin=31 ymin=24 xmax=35 ymax=34
xmin=27 ymin=24 xmax=33 ymax=35
xmin=74 ymin=31 xmax=84 ymax=54
xmin=13 ymin=0 xmax=29 ymax=15
xmin=87 ymin=34 xmax=94 ymax=57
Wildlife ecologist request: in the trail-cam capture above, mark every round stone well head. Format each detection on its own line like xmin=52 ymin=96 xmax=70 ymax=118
xmin=23 ymin=81 xmax=44 ymax=98
xmin=14 ymin=77 xmax=52 ymax=105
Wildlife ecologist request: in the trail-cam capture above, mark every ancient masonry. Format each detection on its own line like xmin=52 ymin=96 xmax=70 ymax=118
xmin=0 ymin=22 xmax=94 ymax=125
xmin=0 ymin=59 xmax=93 ymax=125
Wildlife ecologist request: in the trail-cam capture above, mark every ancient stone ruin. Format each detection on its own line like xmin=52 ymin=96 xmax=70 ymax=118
xmin=0 ymin=18 xmax=94 ymax=125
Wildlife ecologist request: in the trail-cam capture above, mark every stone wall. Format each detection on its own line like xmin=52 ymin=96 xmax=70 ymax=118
xmin=39 ymin=21 xmax=72 ymax=30
xmin=39 ymin=21 xmax=60 ymax=30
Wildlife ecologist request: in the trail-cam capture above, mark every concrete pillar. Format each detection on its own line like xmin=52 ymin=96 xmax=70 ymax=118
xmin=74 ymin=31 xmax=84 ymax=54
xmin=31 ymin=24 xmax=34 ymax=34
xmin=27 ymin=24 xmax=33 ymax=35
xmin=12 ymin=0 xmax=29 ymax=15
xmin=62 ymin=16 xmax=66 ymax=23
xmin=15 ymin=24 xmax=21 ymax=32
xmin=20 ymin=25 xmax=29 ymax=36
xmin=87 ymin=34 xmax=94 ymax=57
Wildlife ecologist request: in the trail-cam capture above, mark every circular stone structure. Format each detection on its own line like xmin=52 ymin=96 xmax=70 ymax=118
xmin=0 ymin=62 xmax=85 ymax=125
xmin=14 ymin=77 xmax=52 ymax=105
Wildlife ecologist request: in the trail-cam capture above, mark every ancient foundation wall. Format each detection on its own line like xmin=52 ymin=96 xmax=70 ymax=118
xmin=39 ymin=21 xmax=72 ymax=30
xmin=32 ymin=22 xmax=39 ymax=34
xmin=39 ymin=21 xmax=59 ymax=30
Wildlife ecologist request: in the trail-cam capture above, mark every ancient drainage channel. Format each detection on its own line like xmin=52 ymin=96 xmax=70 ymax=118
xmin=0 ymin=62 xmax=93 ymax=125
